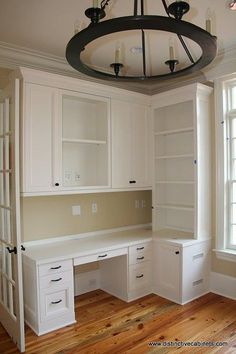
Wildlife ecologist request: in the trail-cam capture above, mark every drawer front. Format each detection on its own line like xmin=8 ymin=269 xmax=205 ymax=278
xmin=74 ymin=247 xmax=128 ymax=266
xmin=38 ymin=259 xmax=72 ymax=277
xmin=129 ymin=242 xmax=151 ymax=265
xmin=129 ymin=262 xmax=151 ymax=292
xmin=40 ymin=285 xmax=74 ymax=322
xmin=129 ymin=249 xmax=151 ymax=265
xmin=39 ymin=270 xmax=73 ymax=290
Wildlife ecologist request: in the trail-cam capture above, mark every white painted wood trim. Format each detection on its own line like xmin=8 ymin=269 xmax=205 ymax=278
xmin=210 ymin=271 xmax=236 ymax=300
xmin=23 ymin=223 xmax=152 ymax=247
xmin=213 ymin=249 xmax=236 ymax=262
xmin=21 ymin=186 xmax=152 ymax=197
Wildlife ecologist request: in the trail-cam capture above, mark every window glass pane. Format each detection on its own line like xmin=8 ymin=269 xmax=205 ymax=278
xmin=231 ymin=118 xmax=236 ymax=137
xmin=232 ymin=139 xmax=236 ymax=158
xmin=232 ymin=204 xmax=236 ymax=224
xmin=231 ymin=225 xmax=236 ymax=245
xmin=232 ymin=183 xmax=236 ymax=202
xmin=231 ymin=86 xmax=236 ymax=110
xmin=232 ymin=160 xmax=236 ymax=180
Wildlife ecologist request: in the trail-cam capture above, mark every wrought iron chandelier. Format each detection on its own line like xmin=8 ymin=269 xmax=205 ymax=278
xmin=66 ymin=0 xmax=217 ymax=82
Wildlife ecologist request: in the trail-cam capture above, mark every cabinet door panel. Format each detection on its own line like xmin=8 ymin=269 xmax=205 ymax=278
xmin=111 ymin=100 xmax=132 ymax=188
xmin=154 ymin=242 xmax=181 ymax=303
xmin=23 ymin=84 xmax=57 ymax=192
xmin=131 ymin=104 xmax=150 ymax=187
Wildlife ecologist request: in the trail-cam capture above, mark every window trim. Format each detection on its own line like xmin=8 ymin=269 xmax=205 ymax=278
xmin=215 ymin=74 xmax=236 ymax=262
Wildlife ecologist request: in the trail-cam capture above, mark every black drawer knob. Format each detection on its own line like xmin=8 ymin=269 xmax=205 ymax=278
xmin=129 ymin=180 xmax=136 ymax=184
xmin=175 ymin=251 xmax=180 ymax=255
xmin=55 ymin=183 xmax=60 ymax=186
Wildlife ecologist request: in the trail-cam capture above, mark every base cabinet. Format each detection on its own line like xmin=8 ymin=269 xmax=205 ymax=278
xmin=23 ymin=257 xmax=75 ymax=335
xmin=153 ymin=239 xmax=211 ymax=305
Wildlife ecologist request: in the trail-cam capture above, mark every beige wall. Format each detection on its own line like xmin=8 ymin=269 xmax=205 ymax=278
xmin=21 ymin=191 xmax=152 ymax=242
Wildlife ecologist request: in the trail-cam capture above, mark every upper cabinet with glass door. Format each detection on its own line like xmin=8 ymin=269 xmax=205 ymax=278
xmin=60 ymin=91 xmax=110 ymax=189
xmin=21 ymin=81 xmax=110 ymax=195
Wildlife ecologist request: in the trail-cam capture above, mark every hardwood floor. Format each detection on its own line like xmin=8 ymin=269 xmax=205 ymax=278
xmin=1 ymin=291 xmax=236 ymax=354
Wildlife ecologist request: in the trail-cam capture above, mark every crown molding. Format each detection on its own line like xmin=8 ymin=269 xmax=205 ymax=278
xmin=0 ymin=41 xmax=236 ymax=95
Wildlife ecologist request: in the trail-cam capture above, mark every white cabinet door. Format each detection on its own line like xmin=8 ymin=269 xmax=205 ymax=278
xmin=131 ymin=103 xmax=150 ymax=187
xmin=111 ymin=99 xmax=150 ymax=188
xmin=22 ymin=83 xmax=59 ymax=193
xmin=111 ymin=100 xmax=132 ymax=188
xmin=153 ymin=242 xmax=181 ymax=303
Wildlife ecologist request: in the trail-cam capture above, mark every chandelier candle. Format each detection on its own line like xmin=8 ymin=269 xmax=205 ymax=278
xmin=93 ymin=0 xmax=99 ymax=8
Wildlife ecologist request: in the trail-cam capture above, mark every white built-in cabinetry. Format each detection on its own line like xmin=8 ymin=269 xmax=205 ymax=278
xmin=153 ymin=238 xmax=211 ymax=304
xmin=20 ymin=68 xmax=151 ymax=195
xmin=152 ymin=84 xmax=213 ymax=304
xmin=23 ymin=233 xmax=152 ymax=335
xmin=111 ymin=100 xmax=151 ymax=188
xmin=152 ymin=83 xmax=212 ymax=238
xmin=23 ymin=257 xmax=75 ymax=335
xmin=22 ymin=83 xmax=110 ymax=194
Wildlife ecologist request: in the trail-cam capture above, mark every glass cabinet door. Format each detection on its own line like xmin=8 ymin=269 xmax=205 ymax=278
xmin=60 ymin=92 xmax=110 ymax=188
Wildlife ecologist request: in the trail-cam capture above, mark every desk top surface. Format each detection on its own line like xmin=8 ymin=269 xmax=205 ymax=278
xmin=24 ymin=228 xmax=153 ymax=264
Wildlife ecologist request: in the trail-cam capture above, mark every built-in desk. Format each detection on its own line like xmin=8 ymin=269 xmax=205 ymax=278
xmin=23 ymin=228 xmax=152 ymax=335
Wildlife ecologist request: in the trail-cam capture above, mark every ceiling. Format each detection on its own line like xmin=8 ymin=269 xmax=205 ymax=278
xmin=0 ymin=0 xmax=235 ymax=93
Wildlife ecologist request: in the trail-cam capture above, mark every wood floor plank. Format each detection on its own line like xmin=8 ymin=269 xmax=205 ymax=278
xmin=0 ymin=291 xmax=235 ymax=354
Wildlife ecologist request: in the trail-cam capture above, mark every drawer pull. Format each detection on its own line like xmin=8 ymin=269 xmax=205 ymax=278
xmin=50 ymin=265 xmax=62 ymax=270
xmin=51 ymin=277 xmax=62 ymax=282
xmin=98 ymin=254 xmax=107 ymax=258
xmin=137 ymin=256 xmax=144 ymax=260
xmin=136 ymin=274 xmax=144 ymax=279
xmin=193 ymin=253 xmax=204 ymax=260
xmin=175 ymin=251 xmax=180 ymax=255
xmin=136 ymin=247 xmax=144 ymax=251
xmin=51 ymin=299 xmax=62 ymax=305
xmin=193 ymin=279 xmax=203 ymax=286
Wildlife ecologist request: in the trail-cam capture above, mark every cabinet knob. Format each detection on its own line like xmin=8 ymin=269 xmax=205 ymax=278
xmin=175 ymin=251 xmax=180 ymax=255
xmin=129 ymin=180 xmax=136 ymax=184
xmin=55 ymin=183 xmax=60 ymax=187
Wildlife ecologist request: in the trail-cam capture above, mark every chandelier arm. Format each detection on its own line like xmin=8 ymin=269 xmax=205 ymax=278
xmin=177 ymin=34 xmax=195 ymax=64
xmin=161 ymin=0 xmax=169 ymax=15
xmin=100 ymin=0 xmax=111 ymax=11
xmin=161 ymin=0 xmax=195 ymax=64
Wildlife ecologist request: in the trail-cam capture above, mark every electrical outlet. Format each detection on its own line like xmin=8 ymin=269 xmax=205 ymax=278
xmin=141 ymin=200 xmax=146 ymax=208
xmin=72 ymin=205 xmax=81 ymax=216
xmin=92 ymin=202 xmax=97 ymax=214
xmin=64 ymin=170 xmax=73 ymax=184
xmin=135 ymin=200 xmax=140 ymax=208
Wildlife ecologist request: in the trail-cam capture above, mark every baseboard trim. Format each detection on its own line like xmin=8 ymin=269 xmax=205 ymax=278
xmin=210 ymin=272 xmax=236 ymax=301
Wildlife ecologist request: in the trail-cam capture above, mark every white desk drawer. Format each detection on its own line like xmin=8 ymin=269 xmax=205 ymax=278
xmin=39 ymin=270 xmax=73 ymax=290
xmin=40 ymin=285 xmax=74 ymax=322
xmin=129 ymin=262 xmax=151 ymax=292
xmin=129 ymin=250 xmax=151 ymax=265
xmin=73 ymin=247 xmax=128 ymax=266
xmin=38 ymin=259 xmax=72 ymax=277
